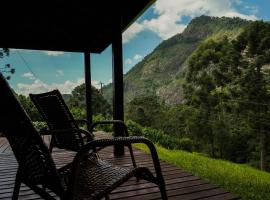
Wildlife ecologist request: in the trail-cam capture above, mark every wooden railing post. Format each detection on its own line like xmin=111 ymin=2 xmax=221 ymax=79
xmin=84 ymin=52 xmax=93 ymax=130
xmin=112 ymin=14 xmax=125 ymax=156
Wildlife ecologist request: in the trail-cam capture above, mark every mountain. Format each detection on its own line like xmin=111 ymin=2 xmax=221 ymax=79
xmin=103 ymin=16 xmax=251 ymax=105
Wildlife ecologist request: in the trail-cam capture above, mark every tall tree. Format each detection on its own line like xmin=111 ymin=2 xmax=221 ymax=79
xmin=67 ymin=83 xmax=112 ymax=117
xmin=184 ymin=37 xmax=240 ymax=157
xmin=125 ymin=95 xmax=165 ymax=128
xmin=184 ymin=21 xmax=270 ymax=170
xmin=234 ymin=21 xmax=270 ymax=170
xmin=17 ymin=94 xmax=42 ymax=121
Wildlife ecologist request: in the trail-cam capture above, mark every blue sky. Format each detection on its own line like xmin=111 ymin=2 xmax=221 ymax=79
xmin=1 ymin=0 xmax=270 ymax=95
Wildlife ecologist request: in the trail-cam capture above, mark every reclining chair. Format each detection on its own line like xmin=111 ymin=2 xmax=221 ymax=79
xmin=0 ymin=73 xmax=167 ymax=200
xmin=30 ymin=89 xmax=136 ymax=168
xmin=29 ymin=89 xmax=129 ymax=152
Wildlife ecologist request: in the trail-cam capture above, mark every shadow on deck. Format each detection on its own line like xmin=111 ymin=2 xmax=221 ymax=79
xmin=0 ymin=132 xmax=241 ymax=200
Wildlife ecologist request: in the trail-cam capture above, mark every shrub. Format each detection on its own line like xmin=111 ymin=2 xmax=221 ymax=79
xmin=93 ymin=114 xmax=113 ymax=132
xmin=127 ymin=120 xmax=193 ymax=152
xmin=179 ymin=138 xmax=193 ymax=152
xmin=126 ymin=120 xmax=143 ymax=136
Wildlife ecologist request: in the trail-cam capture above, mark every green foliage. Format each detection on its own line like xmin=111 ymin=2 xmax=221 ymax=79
xmin=122 ymin=19 xmax=270 ymax=172
xmin=67 ymin=83 xmax=112 ymax=117
xmin=125 ymin=120 xmax=143 ymax=136
xmin=17 ymin=94 xmax=42 ymax=121
xmin=32 ymin=121 xmax=47 ymax=131
xmin=69 ymin=107 xmax=86 ymax=120
xmin=136 ymin=144 xmax=270 ymax=200
xmin=125 ymin=95 xmax=165 ymax=128
xmin=183 ymin=20 xmax=270 ymax=169
xmin=92 ymin=114 xmax=113 ymax=132
xmin=0 ymin=48 xmax=9 ymax=58
xmin=0 ymin=48 xmax=15 ymax=80
xmin=66 ymin=84 xmax=113 ymax=132
xmin=178 ymin=138 xmax=193 ymax=152
xmin=126 ymin=120 xmax=193 ymax=152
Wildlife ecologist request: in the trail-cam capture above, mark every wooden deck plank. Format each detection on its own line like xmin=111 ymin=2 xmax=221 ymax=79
xmin=0 ymin=133 xmax=241 ymax=200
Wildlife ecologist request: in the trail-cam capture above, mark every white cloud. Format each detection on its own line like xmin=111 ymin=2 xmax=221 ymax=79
xmin=143 ymin=0 xmax=257 ymax=40
xmin=107 ymin=79 xmax=112 ymax=84
xmin=11 ymin=49 xmax=65 ymax=56
xmin=16 ymin=78 xmax=104 ymax=95
xmin=123 ymin=22 xmax=144 ymax=43
xmin=17 ymin=79 xmax=50 ymax=95
xmin=124 ymin=58 xmax=133 ymax=65
xmin=56 ymin=70 xmax=64 ymax=77
xmin=123 ymin=0 xmax=258 ymax=42
xmin=142 ymin=14 xmax=187 ymax=39
xmin=22 ymin=72 xmax=35 ymax=80
xmin=92 ymin=80 xmax=101 ymax=89
xmin=133 ymin=54 xmax=143 ymax=60
xmin=43 ymin=51 xmax=65 ymax=56
xmin=17 ymin=78 xmax=84 ymax=95
xmin=11 ymin=49 xmax=33 ymax=53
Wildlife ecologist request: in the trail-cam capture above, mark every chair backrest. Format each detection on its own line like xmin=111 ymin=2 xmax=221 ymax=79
xmin=30 ymin=90 xmax=84 ymax=151
xmin=0 ymin=73 xmax=64 ymax=195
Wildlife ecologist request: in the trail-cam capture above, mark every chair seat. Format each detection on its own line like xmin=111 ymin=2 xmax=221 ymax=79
xmin=71 ymin=154 xmax=153 ymax=200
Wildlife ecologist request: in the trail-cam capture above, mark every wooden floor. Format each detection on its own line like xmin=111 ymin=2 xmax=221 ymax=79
xmin=0 ymin=132 xmax=241 ymax=200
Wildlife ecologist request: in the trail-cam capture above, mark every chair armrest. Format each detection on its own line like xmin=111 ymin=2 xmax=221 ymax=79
xmin=90 ymin=120 xmax=129 ymax=136
xmin=72 ymin=136 xmax=163 ymax=180
xmin=39 ymin=128 xmax=94 ymax=139
xmin=75 ymin=119 xmax=90 ymax=126
xmin=75 ymin=119 xmax=128 ymax=137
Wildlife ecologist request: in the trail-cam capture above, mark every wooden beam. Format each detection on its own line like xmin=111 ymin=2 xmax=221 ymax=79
xmin=112 ymin=15 xmax=125 ymax=156
xmin=84 ymin=52 xmax=92 ymax=130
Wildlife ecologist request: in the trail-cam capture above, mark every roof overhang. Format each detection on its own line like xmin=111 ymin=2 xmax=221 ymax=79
xmin=0 ymin=0 xmax=155 ymax=53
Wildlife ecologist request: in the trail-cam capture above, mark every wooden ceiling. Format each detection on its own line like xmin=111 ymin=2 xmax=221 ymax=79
xmin=0 ymin=0 xmax=155 ymax=53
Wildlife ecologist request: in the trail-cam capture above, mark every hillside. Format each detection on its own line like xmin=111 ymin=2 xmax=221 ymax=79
xmin=103 ymin=16 xmax=250 ymax=105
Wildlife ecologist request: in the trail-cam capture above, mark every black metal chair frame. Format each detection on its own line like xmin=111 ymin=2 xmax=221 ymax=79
xmin=0 ymin=73 xmax=168 ymax=200
xmin=29 ymin=90 xmax=137 ymax=168
xmin=29 ymin=90 xmax=126 ymax=151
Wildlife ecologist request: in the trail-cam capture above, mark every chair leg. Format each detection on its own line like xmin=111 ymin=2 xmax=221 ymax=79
xmin=158 ymin=183 xmax=168 ymax=200
xmin=105 ymin=194 xmax=110 ymax=200
xmin=12 ymin=173 xmax=21 ymax=200
xmin=127 ymin=144 xmax=137 ymax=168
xmin=49 ymin=136 xmax=56 ymax=153
xmin=127 ymin=144 xmax=140 ymax=181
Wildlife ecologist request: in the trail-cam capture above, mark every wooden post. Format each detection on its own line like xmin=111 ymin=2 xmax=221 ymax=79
xmin=112 ymin=14 xmax=125 ymax=156
xmin=84 ymin=52 xmax=92 ymax=130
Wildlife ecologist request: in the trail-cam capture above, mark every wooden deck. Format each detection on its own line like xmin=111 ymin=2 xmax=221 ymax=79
xmin=0 ymin=132 xmax=241 ymax=200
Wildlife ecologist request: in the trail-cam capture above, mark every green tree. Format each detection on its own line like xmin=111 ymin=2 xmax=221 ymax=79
xmin=17 ymin=94 xmax=42 ymax=121
xmin=233 ymin=21 xmax=270 ymax=170
xmin=184 ymin=37 xmax=240 ymax=157
xmin=67 ymin=83 xmax=112 ymax=118
xmin=184 ymin=21 xmax=270 ymax=170
xmin=125 ymin=95 xmax=165 ymax=128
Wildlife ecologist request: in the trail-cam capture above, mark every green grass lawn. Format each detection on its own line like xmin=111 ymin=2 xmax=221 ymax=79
xmin=135 ymin=144 xmax=270 ymax=200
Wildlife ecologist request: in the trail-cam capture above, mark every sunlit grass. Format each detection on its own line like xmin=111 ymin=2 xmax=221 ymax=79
xmin=135 ymin=143 xmax=270 ymax=200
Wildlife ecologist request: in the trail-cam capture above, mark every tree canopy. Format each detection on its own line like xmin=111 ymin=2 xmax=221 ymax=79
xmin=183 ymin=21 xmax=270 ymax=170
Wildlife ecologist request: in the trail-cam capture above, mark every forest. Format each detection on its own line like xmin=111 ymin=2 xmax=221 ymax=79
xmin=14 ymin=20 xmax=270 ymax=173
xmin=127 ymin=21 xmax=270 ymax=172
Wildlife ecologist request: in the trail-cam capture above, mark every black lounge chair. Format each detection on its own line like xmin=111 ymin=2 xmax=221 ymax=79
xmin=0 ymin=73 xmax=168 ymax=200
xmin=29 ymin=89 xmax=137 ymax=169
xmin=29 ymin=89 xmax=129 ymax=152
